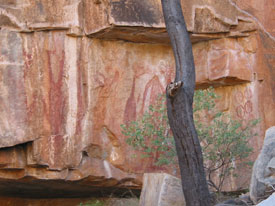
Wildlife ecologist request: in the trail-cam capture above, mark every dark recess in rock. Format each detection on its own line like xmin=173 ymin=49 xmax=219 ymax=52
xmin=111 ymin=0 xmax=159 ymax=25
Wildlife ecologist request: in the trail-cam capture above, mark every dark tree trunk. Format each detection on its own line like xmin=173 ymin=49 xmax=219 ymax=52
xmin=161 ymin=0 xmax=211 ymax=205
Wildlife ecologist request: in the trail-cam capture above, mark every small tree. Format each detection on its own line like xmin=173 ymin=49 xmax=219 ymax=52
xmin=121 ymin=95 xmax=176 ymax=167
xmin=161 ymin=0 xmax=211 ymax=204
xmin=194 ymin=88 xmax=258 ymax=192
xmin=121 ymin=88 xmax=258 ymax=192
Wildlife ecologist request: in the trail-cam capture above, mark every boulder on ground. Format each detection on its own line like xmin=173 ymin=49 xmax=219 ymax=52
xmin=139 ymin=173 xmax=185 ymax=206
xmin=257 ymin=193 xmax=275 ymax=206
xmin=250 ymin=126 xmax=275 ymax=204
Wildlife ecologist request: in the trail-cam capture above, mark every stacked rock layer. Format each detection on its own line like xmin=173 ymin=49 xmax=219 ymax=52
xmin=0 ymin=0 xmax=274 ymax=200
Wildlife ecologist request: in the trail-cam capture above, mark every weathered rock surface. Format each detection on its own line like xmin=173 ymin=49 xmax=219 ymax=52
xmin=0 ymin=0 xmax=256 ymax=43
xmin=257 ymin=193 xmax=275 ymax=206
xmin=0 ymin=0 xmax=274 ymax=202
xmin=139 ymin=173 xmax=185 ymax=206
xmin=250 ymin=127 xmax=275 ymax=204
xmin=232 ymin=0 xmax=275 ymax=37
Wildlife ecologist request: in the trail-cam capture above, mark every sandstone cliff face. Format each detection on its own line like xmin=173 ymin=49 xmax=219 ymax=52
xmin=0 ymin=0 xmax=274 ymax=199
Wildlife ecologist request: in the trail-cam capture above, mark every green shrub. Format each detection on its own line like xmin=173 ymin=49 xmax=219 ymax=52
xmin=194 ymin=88 xmax=259 ymax=191
xmin=121 ymin=87 xmax=259 ymax=192
xmin=121 ymin=95 xmax=176 ymax=166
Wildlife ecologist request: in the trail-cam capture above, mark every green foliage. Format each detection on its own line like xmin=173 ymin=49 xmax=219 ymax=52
xmin=121 ymin=87 xmax=259 ymax=192
xmin=121 ymin=95 xmax=176 ymax=166
xmin=194 ymin=88 xmax=259 ymax=192
xmin=79 ymin=200 xmax=104 ymax=206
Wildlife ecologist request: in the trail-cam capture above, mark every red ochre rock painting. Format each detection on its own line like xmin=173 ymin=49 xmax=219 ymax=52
xmin=0 ymin=0 xmax=274 ymax=202
xmin=235 ymin=88 xmax=254 ymax=120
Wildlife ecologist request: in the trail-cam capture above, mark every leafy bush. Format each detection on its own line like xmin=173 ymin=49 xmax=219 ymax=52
xmin=121 ymin=95 xmax=176 ymax=166
xmin=121 ymin=87 xmax=259 ymax=192
xmin=194 ymin=88 xmax=259 ymax=192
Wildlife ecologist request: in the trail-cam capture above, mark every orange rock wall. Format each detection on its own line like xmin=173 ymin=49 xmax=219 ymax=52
xmin=0 ymin=0 xmax=274 ymax=199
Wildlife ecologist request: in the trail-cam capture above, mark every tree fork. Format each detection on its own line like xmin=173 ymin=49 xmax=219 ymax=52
xmin=161 ymin=0 xmax=211 ymax=205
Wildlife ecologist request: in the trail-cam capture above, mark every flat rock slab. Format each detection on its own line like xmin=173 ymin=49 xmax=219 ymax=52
xmin=139 ymin=173 xmax=186 ymax=206
xmin=250 ymin=126 xmax=275 ymax=204
xmin=257 ymin=193 xmax=275 ymax=206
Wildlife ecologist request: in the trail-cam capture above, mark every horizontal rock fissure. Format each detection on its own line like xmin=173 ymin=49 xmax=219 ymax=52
xmin=0 ymin=179 xmax=141 ymax=198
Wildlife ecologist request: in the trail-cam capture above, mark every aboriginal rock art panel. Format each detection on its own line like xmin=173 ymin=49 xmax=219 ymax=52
xmin=0 ymin=30 xmax=31 ymax=148
xmin=234 ymin=87 xmax=254 ymax=120
xmin=123 ymin=60 xmax=174 ymax=123
xmin=122 ymin=60 xmax=174 ymax=173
